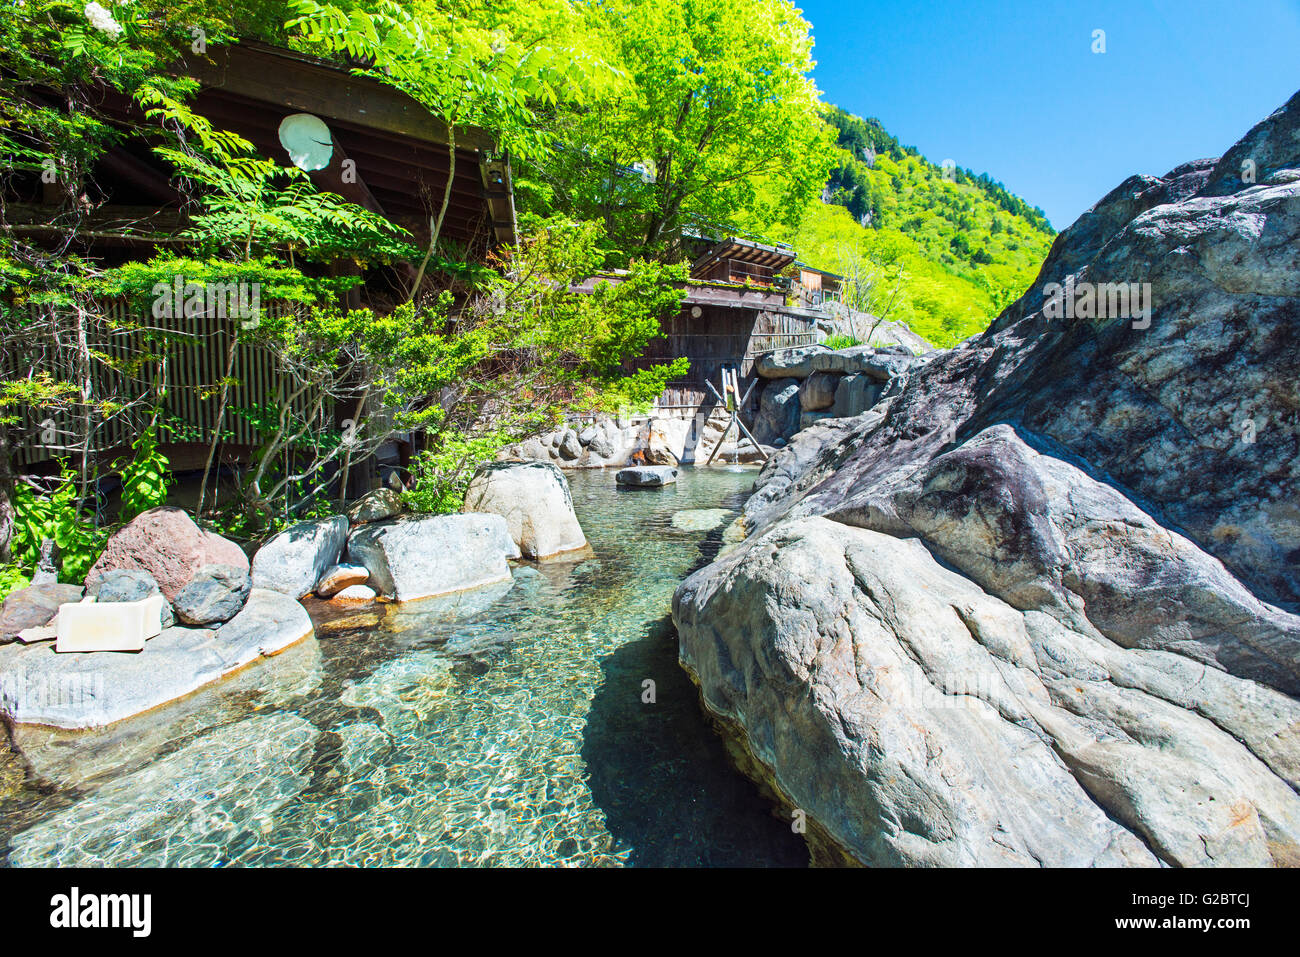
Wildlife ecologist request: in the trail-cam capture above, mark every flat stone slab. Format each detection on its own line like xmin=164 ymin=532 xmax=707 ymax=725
xmin=809 ymin=345 xmax=917 ymax=381
xmin=616 ymin=466 xmax=678 ymax=487
xmin=671 ymin=508 xmax=731 ymax=532
xmin=0 ymin=589 xmax=312 ymax=729
xmin=755 ymin=344 xmax=828 ymax=379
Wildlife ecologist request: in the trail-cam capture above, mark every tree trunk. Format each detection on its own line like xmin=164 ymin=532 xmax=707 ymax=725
xmin=408 ymin=127 xmax=457 ymax=302
xmin=0 ymin=422 xmax=14 ymax=564
xmin=195 ymin=330 xmax=240 ymax=520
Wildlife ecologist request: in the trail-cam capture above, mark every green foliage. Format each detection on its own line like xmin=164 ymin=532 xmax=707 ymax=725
xmin=117 ymin=420 xmax=173 ymax=523
xmin=522 ymin=0 xmax=835 ymax=261
xmin=784 ymin=107 xmax=1056 ymax=346
xmin=822 ymin=333 xmax=861 ymax=350
xmin=288 ymin=0 xmax=616 ymax=162
xmin=0 ymin=565 xmax=30 ymax=603
xmin=402 ymin=432 xmax=512 ymax=515
xmin=12 ymin=467 xmax=109 ymax=584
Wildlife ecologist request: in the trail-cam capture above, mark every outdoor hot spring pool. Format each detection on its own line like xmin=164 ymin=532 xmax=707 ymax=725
xmin=0 ymin=466 xmax=808 ymax=867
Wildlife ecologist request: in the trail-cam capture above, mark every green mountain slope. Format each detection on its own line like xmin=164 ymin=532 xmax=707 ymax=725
xmin=777 ymin=106 xmax=1056 ymax=347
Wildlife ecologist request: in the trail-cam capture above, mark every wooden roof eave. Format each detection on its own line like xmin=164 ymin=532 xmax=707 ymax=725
xmin=181 ymin=44 xmax=498 ymax=154
xmin=690 ymin=236 xmax=796 ymax=276
xmin=183 ymin=44 xmax=517 ymax=249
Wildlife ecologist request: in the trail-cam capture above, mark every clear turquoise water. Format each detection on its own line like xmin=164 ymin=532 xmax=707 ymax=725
xmin=0 ymin=467 xmax=808 ymax=867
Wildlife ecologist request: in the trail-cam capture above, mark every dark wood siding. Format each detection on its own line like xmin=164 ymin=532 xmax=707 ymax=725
xmin=627 ymin=303 xmax=817 ymax=411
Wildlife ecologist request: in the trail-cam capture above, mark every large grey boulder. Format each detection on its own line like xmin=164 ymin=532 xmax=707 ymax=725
xmin=810 ymin=345 xmax=918 ymax=381
xmin=172 ymin=563 xmax=251 ymax=626
xmin=462 ymin=462 xmax=589 ymax=560
xmin=346 ymin=513 xmax=518 ymax=602
xmin=676 ymin=511 xmax=1300 ymax=867
xmin=755 ymin=344 xmax=827 ymax=379
xmin=251 ymin=516 xmax=348 ymax=599
xmin=675 ymin=90 xmax=1300 ymax=868
xmin=797 ymin=371 xmax=838 ymax=411
xmin=0 ymin=588 xmax=312 ymax=729
xmin=752 ymin=378 xmax=801 ymax=445
xmin=830 ymin=373 xmax=882 ymax=418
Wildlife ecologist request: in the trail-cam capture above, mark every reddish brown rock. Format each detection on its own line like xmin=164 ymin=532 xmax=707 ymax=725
xmin=84 ymin=507 xmax=247 ymax=601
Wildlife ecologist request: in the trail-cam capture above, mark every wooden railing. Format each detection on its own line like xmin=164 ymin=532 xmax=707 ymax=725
xmin=5 ymin=299 xmax=327 ymax=471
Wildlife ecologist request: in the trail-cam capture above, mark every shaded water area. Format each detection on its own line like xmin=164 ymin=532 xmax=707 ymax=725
xmin=0 ymin=467 xmax=807 ymax=867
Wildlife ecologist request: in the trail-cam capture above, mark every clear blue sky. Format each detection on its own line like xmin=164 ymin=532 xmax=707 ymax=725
xmin=798 ymin=0 xmax=1300 ymax=230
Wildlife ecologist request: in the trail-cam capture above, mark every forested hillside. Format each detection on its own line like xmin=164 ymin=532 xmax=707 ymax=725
xmin=779 ymin=107 xmax=1056 ymax=346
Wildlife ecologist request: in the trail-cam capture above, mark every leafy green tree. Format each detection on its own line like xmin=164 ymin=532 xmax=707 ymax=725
xmin=533 ymin=0 xmax=834 ymax=260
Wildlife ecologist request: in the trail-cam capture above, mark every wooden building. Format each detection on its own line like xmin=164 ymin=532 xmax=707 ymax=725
xmin=578 ymin=233 xmax=824 ymax=418
xmin=793 ymin=264 xmax=844 ymax=308
xmin=689 ymin=236 xmax=796 ymax=287
xmin=7 ymin=43 xmax=517 ymax=479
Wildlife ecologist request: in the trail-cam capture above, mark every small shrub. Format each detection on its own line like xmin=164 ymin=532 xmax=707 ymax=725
xmin=822 ymin=333 xmax=862 ymax=350
xmin=0 ymin=564 xmax=30 ymax=603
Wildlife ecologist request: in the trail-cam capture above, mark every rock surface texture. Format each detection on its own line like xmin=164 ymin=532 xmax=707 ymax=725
xmin=0 ymin=588 xmax=312 ymax=728
xmin=0 ymin=583 xmax=85 ymax=643
xmin=346 ymin=513 xmax=519 ymax=602
xmin=462 ymin=461 xmax=589 ymax=560
xmin=251 ymin=516 xmax=349 ymax=599
xmin=172 ymin=563 xmax=252 ymax=626
xmin=673 ymin=90 xmax=1300 ymax=868
xmin=85 ymin=507 xmax=247 ymax=601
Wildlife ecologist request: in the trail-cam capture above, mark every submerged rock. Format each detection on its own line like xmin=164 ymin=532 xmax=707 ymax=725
xmin=340 ymin=649 xmax=456 ymax=734
xmin=7 ymin=712 xmax=318 ymax=866
xmin=671 ymin=509 xmax=731 ymax=532
xmin=462 ymin=461 xmax=589 ymax=560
